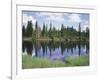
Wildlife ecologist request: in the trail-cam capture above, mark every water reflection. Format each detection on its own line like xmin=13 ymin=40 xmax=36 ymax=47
xmin=22 ymin=41 xmax=89 ymax=61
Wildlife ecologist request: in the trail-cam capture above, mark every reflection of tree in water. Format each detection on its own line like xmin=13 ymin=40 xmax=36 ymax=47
xmin=61 ymin=42 xmax=66 ymax=55
xmin=48 ymin=41 xmax=52 ymax=56
xmin=48 ymin=41 xmax=61 ymax=56
xmin=71 ymin=47 xmax=73 ymax=54
xmin=81 ymin=42 xmax=86 ymax=49
xmin=22 ymin=41 xmax=25 ymax=52
xmin=86 ymin=42 xmax=89 ymax=54
xmin=41 ymin=42 xmax=45 ymax=56
xmin=52 ymin=42 xmax=56 ymax=51
xmin=77 ymin=41 xmax=81 ymax=56
xmin=23 ymin=40 xmax=89 ymax=57
xmin=40 ymin=41 xmax=47 ymax=56
xmin=34 ymin=41 xmax=41 ymax=57
xmin=45 ymin=44 xmax=48 ymax=55
xmin=65 ymin=42 xmax=76 ymax=54
xmin=70 ymin=42 xmax=76 ymax=54
xmin=23 ymin=41 xmax=33 ymax=55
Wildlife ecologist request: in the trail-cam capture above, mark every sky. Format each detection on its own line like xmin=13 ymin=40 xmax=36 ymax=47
xmin=22 ymin=11 xmax=89 ymax=31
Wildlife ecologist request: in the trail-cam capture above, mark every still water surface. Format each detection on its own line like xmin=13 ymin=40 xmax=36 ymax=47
xmin=22 ymin=41 xmax=89 ymax=62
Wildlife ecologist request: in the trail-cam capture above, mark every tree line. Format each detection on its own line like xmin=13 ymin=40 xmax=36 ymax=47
xmin=22 ymin=20 xmax=89 ymax=41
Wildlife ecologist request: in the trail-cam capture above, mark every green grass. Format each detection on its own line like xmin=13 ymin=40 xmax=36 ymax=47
xmin=22 ymin=55 xmax=89 ymax=69
xmin=22 ymin=55 xmax=66 ymax=69
xmin=66 ymin=56 xmax=89 ymax=66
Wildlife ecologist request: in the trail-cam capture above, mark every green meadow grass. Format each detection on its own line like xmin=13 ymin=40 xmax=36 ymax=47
xmin=66 ymin=56 xmax=89 ymax=66
xmin=22 ymin=55 xmax=66 ymax=69
xmin=22 ymin=55 xmax=89 ymax=69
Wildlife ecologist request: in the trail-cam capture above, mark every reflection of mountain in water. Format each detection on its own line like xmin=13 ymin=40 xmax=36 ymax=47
xmin=22 ymin=41 xmax=89 ymax=61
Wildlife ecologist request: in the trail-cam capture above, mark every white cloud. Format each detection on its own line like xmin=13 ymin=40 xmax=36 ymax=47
xmin=82 ymin=24 xmax=89 ymax=31
xmin=37 ymin=12 xmax=65 ymax=22
xmin=68 ymin=14 xmax=81 ymax=23
xmin=23 ymin=14 xmax=36 ymax=28
xmin=46 ymin=15 xmax=65 ymax=22
xmin=38 ymin=12 xmax=63 ymax=17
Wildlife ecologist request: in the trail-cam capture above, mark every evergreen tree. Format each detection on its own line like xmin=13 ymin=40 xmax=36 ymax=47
xmin=61 ymin=24 xmax=64 ymax=37
xmin=49 ymin=22 xmax=52 ymax=37
xmin=35 ymin=21 xmax=38 ymax=30
xmin=45 ymin=24 xmax=48 ymax=36
xmin=22 ymin=25 xmax=26 ymax=37
xmin=42 ymin=23 xmax=46 ymax=36
xmin=53 ymin=26 xmax=56 ymax=36
xmin=78 ymin=23 xmax=81 ymax=40
xmin=86 ymin=27 xmax=89 ymax=38
xmin=35 ymin=21 xmax=38 ymax=38
xmin=26 ymin=21 xmax=33 ymax=37
xmin=53 ymin=26 xmax=55 ymax=32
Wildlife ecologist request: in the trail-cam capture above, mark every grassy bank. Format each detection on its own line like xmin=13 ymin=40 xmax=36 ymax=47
xmin=22 ymin=55 xmax=89 ymax=69
xmin=23 ymin=37 xmax=64 ymax=42
xmin=23 ymin=36 xmax=89 ymax=42
xmin=66 ymin=56 xmax=89 ymax=66
xmin=22 ymin=55 xmax=66 ymax=69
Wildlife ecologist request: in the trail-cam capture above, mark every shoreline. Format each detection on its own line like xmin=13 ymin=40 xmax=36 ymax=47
xmin=23 ymin=37 xmax=89 ymax=42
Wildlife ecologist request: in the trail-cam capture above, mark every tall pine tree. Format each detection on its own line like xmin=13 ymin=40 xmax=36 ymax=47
xmin=42 ymin=23 xmax=46 ymax=36
xmin=26 ymin=21 xmax=33 ymax=37
xmin=49 ymin=22 xmax=52 ymax=37
xmin=35 ymin=21 xmax=38 ymax=38
xmin=61 ymin=24 xmax=64 ymax=37
xmin=22 ymin=25 xmax=26 ymax=37
xmin=78 ymin=23 xmax=81 ymax=41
